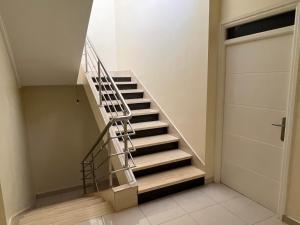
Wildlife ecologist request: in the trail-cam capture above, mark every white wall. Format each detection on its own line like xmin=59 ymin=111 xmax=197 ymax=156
xmin=221 ymin=0 xmax=293 ymax=22
xmin=22 ymin=86 xmax=99 ymax=195
xmin=0 ymin=19 xmax=34 ymax=224
xmin=88 ymin=0 xmax=118 ymax=70
xmin=114 ymin=0 xmax=210 ymax=162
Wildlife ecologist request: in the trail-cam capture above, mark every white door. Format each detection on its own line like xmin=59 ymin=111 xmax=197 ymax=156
xmin=221 ymin=30 xmax=293 ymax=211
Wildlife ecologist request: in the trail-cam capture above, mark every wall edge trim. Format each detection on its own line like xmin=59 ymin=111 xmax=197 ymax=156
xmin=0 ymin=13 xmax=21 ymax=87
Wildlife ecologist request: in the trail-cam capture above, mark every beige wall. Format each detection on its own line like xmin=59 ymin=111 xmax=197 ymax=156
xmin=0 ymin=0 xmax=93 ymax=86
xmin=221 ymin=0 xmax=290 ymax=22
xmin=0 ymin=184 xmax=7 ymax=225
xmin=220 ymin=0 xmax=300 ymax=221
xmin=206 ymin=0 xmax=221 ymax=178
xmin=0 ymin=21 xmax=34 ymax=224
xmin=114 ymin=0 xmax=210 ymax=162
xmin=22 ymin=86 xmax=99 ymax=195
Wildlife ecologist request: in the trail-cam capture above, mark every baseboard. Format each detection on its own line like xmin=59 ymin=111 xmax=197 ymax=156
xmin=205 ymin=177 xmax=214 ymax=184
xmin=121 ymin=70 xmax=206 ymax=168
xmin=9 ymin=203 xmax=33 ymax=225
xmin=36 ymin=185 xmax=83 ymax=199
xmin=283 ymin=215 xmax=300 ymax=225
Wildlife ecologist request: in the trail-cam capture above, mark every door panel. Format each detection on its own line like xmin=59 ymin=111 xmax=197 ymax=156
xmin=221 ymin=162 xmax=280 ymax=211
xmin=222 ymin=134 xmax=282 ymax=181
xmin=225 ymin=72 xmax=289 ymax=110
xmin=226 ymin=34 xmax=293 ymax=74
xmin=221 ymin=32 xmax=293 ymax=212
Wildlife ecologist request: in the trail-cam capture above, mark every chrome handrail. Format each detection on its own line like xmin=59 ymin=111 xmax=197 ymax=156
xmin=81 ymin=38 xmax=136 ymax=194
xmin=87 ymin=38 xmax=132 ymax=119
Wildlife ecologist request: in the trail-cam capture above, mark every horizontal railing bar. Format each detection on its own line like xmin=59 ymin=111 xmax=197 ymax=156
xmin=82 ymin=38 xmax=137 ymax=194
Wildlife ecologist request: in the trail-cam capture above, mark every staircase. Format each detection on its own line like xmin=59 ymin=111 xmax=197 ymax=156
xmin=83 ymin=38 xmax=206 ymax=204
xmin=18 ymin=195 xmax=113 ymax=225
xmin=93 ymin=72 xmax=205 ymax=203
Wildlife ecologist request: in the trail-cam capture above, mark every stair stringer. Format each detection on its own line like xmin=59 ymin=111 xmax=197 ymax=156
xmin=79 ymin=68 xmax=138 ymax=211
xmin=110 ymin=70 xmax=206 ymax=175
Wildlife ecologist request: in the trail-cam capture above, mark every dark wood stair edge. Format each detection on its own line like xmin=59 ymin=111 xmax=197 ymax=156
xmin=138 ymin=177 xmax=205 ymax=204
xmin=134 ymin=158 xmax=191 ymax=177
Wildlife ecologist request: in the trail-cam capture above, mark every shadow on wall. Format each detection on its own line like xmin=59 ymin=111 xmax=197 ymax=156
xmin=0 ymin=184 xmax=7 ymax=225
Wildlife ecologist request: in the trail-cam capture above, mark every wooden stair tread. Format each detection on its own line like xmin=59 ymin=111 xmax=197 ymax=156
xmin=132 ymin=149 xmax=192 ymax=171
xmin=137 ymin=166 xmax=205 ymax=194
xmin=101 ymin=89 xmax=143 ymax=94
xmin=115 ymin=121 xmax=168 ymax=133
xmin=19 ymin=199 xmax=113 ymax=225
xmin=103 ymin=98 xmax=151 ymax=106
xmin=121 ymin=134 xmax=179 ymax=149
xmin=101 ymin=81 xmax=137 ymax=85
xmin=110 ymin=109 xmax=159 ymax=117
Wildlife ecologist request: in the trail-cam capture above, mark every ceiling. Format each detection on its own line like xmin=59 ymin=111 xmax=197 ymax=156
xmin=0 ymin=0 xmax=93 ymax=86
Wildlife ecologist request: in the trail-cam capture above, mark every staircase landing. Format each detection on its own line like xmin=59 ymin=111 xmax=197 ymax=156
xmin=18 ymin=195 xmax=113 ymax=225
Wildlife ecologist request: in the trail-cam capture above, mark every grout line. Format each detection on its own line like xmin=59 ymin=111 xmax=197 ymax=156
xmin=252 ymin=215 xmax=278 ymax=225
xmin=137 ymin=205 xmax=153 ymax=225
xmin=218 ymin=203 xmax=251 ymax=224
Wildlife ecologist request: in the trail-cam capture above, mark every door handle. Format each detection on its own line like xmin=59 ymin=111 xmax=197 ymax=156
xmin=272 ymin=117 xmax=286 ymax=142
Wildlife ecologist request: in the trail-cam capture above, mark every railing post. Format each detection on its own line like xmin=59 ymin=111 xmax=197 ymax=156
xmin=108 ymin=147 xmax=113 ymax=187
xmin=97 ymin=60 xmax=102 ymax=106
xmin=82 ymin=162 xmax=87 ymax=194
xmin=84 ymin=42 xmax=88 ymax=72
xmin=124 ymin=120 xmax=129 ymax=168
xmin=91 ymin=153 xmax=97 ymax=191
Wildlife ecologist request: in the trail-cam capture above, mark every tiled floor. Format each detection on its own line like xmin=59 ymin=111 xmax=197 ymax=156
xmin=76 ymin=183 xmax=286 ymax=225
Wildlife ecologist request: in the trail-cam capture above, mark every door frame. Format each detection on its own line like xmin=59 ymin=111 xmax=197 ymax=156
xmin=214 ymin=0 xmax=300 ymax=216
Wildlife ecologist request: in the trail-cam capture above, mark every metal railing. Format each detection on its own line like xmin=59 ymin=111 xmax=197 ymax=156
xmin=81 ymin=38 xmax=136 ymax=194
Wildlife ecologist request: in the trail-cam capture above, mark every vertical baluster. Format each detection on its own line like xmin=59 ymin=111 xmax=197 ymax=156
xmin=91 ymin=153 xmax=97 ymax=191
xmin=108 ymin=147 xmax=113 ymax=187
xmin=82 ymin=162 xmax=87 ymax=194
xmin=124 ymin=119 xmax=129 ymax=168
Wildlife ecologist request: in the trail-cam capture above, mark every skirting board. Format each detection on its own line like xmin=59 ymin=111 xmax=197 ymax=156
xmin=283 ymin=215 xmax=300 ymax=225
xmin=36 ymin=185 xmax=83 ymax=199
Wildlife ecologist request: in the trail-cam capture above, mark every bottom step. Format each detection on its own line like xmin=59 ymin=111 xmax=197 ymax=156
xmin=137 ymin=166 xmax=205 ymax=203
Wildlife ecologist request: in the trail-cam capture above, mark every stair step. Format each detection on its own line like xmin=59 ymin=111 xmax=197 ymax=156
xmin=101 ymin=89 xmax=143 ymax=95
xmin=115 ymin=121 xmax=168 ymax=132
xmin=102 ymin=76 xmax=132 ymax=82
xmin=110 ymin=109 xmax=159 ymax=117
xmin=93 ymin=76 xmax=132 ymax=83
xmin=115 ymin=121 xmax=168 ymax=139
xmin=132 ymin=150 xmax=192 ymax=172
xmin=131 ymin=109 xmax=159 ymax=116
xmin=97 ymin=81 xmax=137 ymax=90
xmin=103 ymin=98 xmax=151 ymax=106
xmin=111 ymin=109 xmax=160 ymax=124
xmin=104 ymin=98 xmax=151 ymax=111
xmin=130 ymin=109 xmax=159 ymax=123
xmin=102 ymin=89 xmax=144 ymax=100
xmin=122 ymin=134 xmax=179 ymax=150
xmin=137 ymin=166 xmax=205 ymax=194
